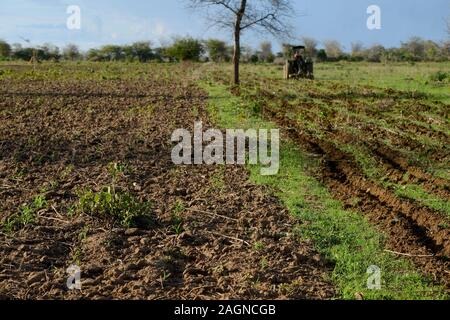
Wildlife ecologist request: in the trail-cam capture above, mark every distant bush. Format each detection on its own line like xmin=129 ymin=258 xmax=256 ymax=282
xmin=0 ymin=36 xmax=448 ymax=64
xmin=165 ymin=37 xmax=204 ymax=62
xmin=12 ymin=46 xmax=34 ymax=61
xmin=316 ymin=49 xmax=328 ymax=62
xmin=205 ymin=39 xmax=230 ymax=62
xmin=63 ymin=44 xmax=82 ymax=61
xmin=259 ymin=41 xmax=275 ymax=63
xmin=124 ymin=42 xmax=154 ymax=62
xmin=0 ymin=39 xmax=11 ymax=58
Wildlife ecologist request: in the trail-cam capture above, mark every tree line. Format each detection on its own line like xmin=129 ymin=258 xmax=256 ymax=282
xmin=0 ymin=36 xmax=449 ymax=63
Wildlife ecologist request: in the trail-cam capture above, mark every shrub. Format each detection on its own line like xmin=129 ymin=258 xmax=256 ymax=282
xmin=77 ymin=188 xmax=154 ymax=229
xmin=165 ymin=37 xmax=204 ymax=62
xmin=429 ymin=71 xmax=449 ymax=83
xmin=0 ymin=40 xmax=11 ymax=58
xmin=205 ymin=39 xmax=230 ymax=62
xmin=316 ymin=49 xmax=328 ymax=62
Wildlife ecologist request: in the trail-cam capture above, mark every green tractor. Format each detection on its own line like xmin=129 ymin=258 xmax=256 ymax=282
xmin=283 ymin=45 xmax=314 ymax=80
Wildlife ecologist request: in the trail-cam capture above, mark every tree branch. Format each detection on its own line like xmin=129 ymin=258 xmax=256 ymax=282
xmin=240 ymin=13 xmax=275 ymax=30
xmin=188 ymin=0 xmax=238 ymax=14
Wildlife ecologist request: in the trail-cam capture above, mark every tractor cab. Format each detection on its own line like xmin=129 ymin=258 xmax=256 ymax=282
xmin=284 ymin=45 xmax=314 ymax=80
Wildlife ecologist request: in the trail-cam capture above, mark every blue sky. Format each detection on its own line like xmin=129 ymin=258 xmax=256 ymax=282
xmin=0 ymin=0 xmax=449 ymax=51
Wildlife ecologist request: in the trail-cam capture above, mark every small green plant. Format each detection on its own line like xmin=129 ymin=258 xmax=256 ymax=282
xmin=2 ymin=195 xmax=47 ymax=233
xmin=71 ymin=247 xmax=83 ymax=265
xmin=254 ymin=241 xmax=265 ymax=251
xmin=173 ymin=200 xmax=186 ymax=215
xmin=76 ymin=162 xmax=153 ymax=228
xmin=260 ymin=257 xmax=269 ymax=270
xmin=438 ymin=223 xmax=449 ymax=229
xmin=171 ymin=219 xmax=184 ymax=235
xmin=67 ymin=205 xmax=76 ymax=218
xmin=78 ymin=226 xmax=89 ymax=241
xmin=10 ymin=167 xmax=27 ymax=181
xmin=60 ymin=164 xmax=74 ymax=179
xmin=170 ymin=200 xmax=186 ymax=235
xmin=210 ymin=167 xmax=226 ymax=192
xmin=33 ymin=195 xmax=47 ymax=210
xmin=108 ymin=162 xmax=126 ymax=192
xmin=77 ymin=188 xmax=153 ymax=229
xmin=159 ymin=270 xmax=172 ymax=289
xmin=192 ymin=106 xmax=199 ymax=118
xmin=109 ymin=161 xmax=126 ymax=177
xmin=171 ymin=215 xmax=184 ymax=235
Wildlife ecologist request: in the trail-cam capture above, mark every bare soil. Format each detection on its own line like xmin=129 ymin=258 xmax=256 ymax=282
xmin=0 ymin=73 xmax=335 ymax=299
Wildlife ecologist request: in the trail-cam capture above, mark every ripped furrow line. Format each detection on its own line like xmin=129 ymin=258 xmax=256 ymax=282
xmin=371 ymin=143 xmax=450 ymax=194
xmin=314 ymin=136 xmax=450 ymax=257
xmin=335 ymin=164 xmax=449 ymax=256
xmin=326 ymin=176 xmax=450 ymax=288
xmin=264 ymin=106 xmax=450 ymax=287
xmin=261 ymin=92 xmax=449 ymax=208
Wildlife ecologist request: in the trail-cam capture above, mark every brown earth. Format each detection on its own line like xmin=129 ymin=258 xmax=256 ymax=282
xmin=0 ymin=71 xmax=335 ymax=299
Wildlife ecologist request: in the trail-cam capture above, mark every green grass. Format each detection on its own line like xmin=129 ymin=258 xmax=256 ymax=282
xmin=233 ymin=61 xmax=450 ymax=104
xmin=314 ymin=62 xmax=450 ymax=104
xmin=200 ymin=81 xmax=447 ymax=300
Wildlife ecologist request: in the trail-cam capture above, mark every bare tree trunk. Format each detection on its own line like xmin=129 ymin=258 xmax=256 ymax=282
xmin=233 ymin=29 xmax=240 ymax=85
xmin=233 ymin=0 xmax=247 ymax=85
